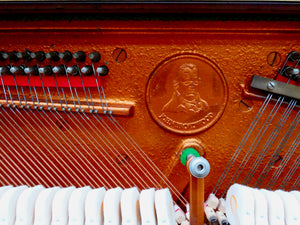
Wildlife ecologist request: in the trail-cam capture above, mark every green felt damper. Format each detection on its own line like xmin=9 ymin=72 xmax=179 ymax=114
xmin=180 ymin=148 xmax=200 ymax=166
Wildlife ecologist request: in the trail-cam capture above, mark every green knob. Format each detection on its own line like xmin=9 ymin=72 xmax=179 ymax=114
xmin=180 ymin=148 xmax=200 ymax=166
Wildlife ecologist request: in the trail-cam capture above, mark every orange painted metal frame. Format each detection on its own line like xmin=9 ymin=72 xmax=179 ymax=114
xmin=0 ymin=19 xmax=299 ymax=207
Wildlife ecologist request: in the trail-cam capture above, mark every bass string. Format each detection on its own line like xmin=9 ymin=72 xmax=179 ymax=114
xmin=0 ymin=111 xmax=50 ymax=186
xmin=2 ymin=70 xmax=111 ymax=189
xmin=18 ymin=108 xmax=86 ymax=187
xmin=64 ymin=110 xmax=137 ymax=188
xmin=0 ymin=143 xmax=29 ymax=186
xmin=106 ymin=113 xmax=189 ymax=205
xmin=39 ymin=110 xmax=106 ymax=188
xmin=0 ymin=168 xmax=16 ymax=186
xmin=7 ymin=73 xmax=74 ymax=187
xmin=2 ymin=107 xmax=67 ymax=187
xmin=91 ymin=68 xmax=188 ymax=204
xmin=35 ymin=63 xmax=107 ymax=188
xmin=38 ymin=61 xmax=120 ymax=187
xmin=77 ymin=111 xmax=151 ymax=189
xmin=61 ymin=61 xmax=136 ymax=189
xmin=73 ymin=86 xmax=148 ymax=189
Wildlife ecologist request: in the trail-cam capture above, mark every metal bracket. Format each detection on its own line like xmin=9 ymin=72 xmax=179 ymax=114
xmin=250 ymin=75 xmax=300 ymax=100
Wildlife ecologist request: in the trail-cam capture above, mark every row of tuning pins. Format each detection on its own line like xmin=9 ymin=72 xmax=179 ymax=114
xmin=0 ymin=50 xmax=108 ymax=76
xmin=282 ymin=51 xmax=300 ymax=82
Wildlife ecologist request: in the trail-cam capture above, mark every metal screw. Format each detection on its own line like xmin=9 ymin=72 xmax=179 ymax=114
xmin=267 ymin=81 xmax=276 ymax=90
xmin=112 ymin=48 xmax=127 ymax=63
xmin=267 ymin=52 xmax=281 ymax=66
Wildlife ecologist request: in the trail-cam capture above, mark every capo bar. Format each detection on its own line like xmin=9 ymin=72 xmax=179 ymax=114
xmin=251 ymin=75 xmax=300 ymax=100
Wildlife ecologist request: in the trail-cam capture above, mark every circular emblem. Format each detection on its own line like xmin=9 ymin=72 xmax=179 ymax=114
xmin=146 ymin=53 xmax=228 ymax=134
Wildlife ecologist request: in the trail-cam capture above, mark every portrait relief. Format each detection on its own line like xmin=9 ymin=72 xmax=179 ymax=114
xmin=162 ymin=63 xmax=209 ymax=115
xmin=146 ymin=54 xmax=227 ymax=134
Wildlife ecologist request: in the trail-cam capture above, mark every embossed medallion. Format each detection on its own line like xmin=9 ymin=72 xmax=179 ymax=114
xmin=146 ymin=54 xmax=228 ymax=134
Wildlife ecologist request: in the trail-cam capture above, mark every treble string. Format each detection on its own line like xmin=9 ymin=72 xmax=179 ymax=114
xmin=243 ymin=98 xmax=296 ymax=185
xmin=254 ymin=99 xmax=298 ymax=188
xmin=222 ymin=96 xmax=284 ymax=196
xmin=212 ymin=93 xmax=273 ymax=195
xmin=279 ymin=154 xmax=300 ymax=190
xmin=290 ymin=174 xmax=300 ymax=190
xmin=266 ymin=132 xmax=300 ymax=189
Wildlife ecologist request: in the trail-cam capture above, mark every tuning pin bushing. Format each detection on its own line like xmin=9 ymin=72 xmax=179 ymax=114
xmin=46 ymin=51 xmax=60 ymax=61
xmin=66 ymin=66 xmax=79 ymax=76
xmin=88 ymin=52 xmax=101 ymax=63
xmin=81 ymin=65 xmax=93 ymax=76
xmin=24 ymin=66 xmax=39 ymax=75
xmin=31 ymin=51 xmax=46 ymax=62
xmin=53 ymin=65 xmax=66 ymax=74
xmin=39 ymin=66 xmax=53 ymax=76
xmin=3 ymin=51 xmax=18 ymax=62
xmin=10 ymin=66 xmax=24 ymax=75
xmin=0 ymin=51 xmax=6 ymax=61
xmin=96 ymin=65 xmax=109 ymax=76
xmin=59 ymin=51 xmax=73 ymax=62
xmin=288 ymin=51 xmax=300 ymax=62
xmin=284 ymin=66 xmax=299 ymax=77
xmin=73 ymin=51 xmax=86 ymax=62
xmin=0 ymin=66 xmax=11 ymax=74
xmin=17 ymin=51 xmax=32 ymax=61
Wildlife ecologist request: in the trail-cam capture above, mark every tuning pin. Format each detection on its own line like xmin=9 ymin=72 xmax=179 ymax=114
xmin=46 ymin=51 xmax=60 ymax=62
xmin=73 ymin=51 xmax=86 ymax=62
xmin=284 ymin=66 xmax=299 ymax=78
xmin=81 ymin=65 xmax=93 ymax=76
xmin=0 ymin=66 xmax=11 ymax=74
xmin=0 ymin=51 xmax=7 ymax=61
xmin=288 ymin=51 xmax=300 ymax=62
xmin=24 ymin=66 xmax=39 ymax=75
xmin=66 ymin=65 xmax=79 ymax=76
xmin=38 ymin=65 xmax=53 ymax=76
xmin=88 ymin=52 xmax=101 ymax=63
xmin=96 ymin=65 xmax=109 ymax=76
xmin=3 ymin=51 xmax=18 ymax=62
xmin=53 ymin=65 xmax=66 ymax=74
xmin=17 ymin=50 xmax=32 ymax=61
xmin=31 ymin=51 xmax=46 ymax=62
xmin=10 ymin=66 xmax=25 ymax=75
xmin=59 ymin=51 xmax=73 ymax=62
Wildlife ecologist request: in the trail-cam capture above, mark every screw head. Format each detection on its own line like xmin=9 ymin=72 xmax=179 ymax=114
xmin=267 ymin=81 xmax=276 ymax=90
